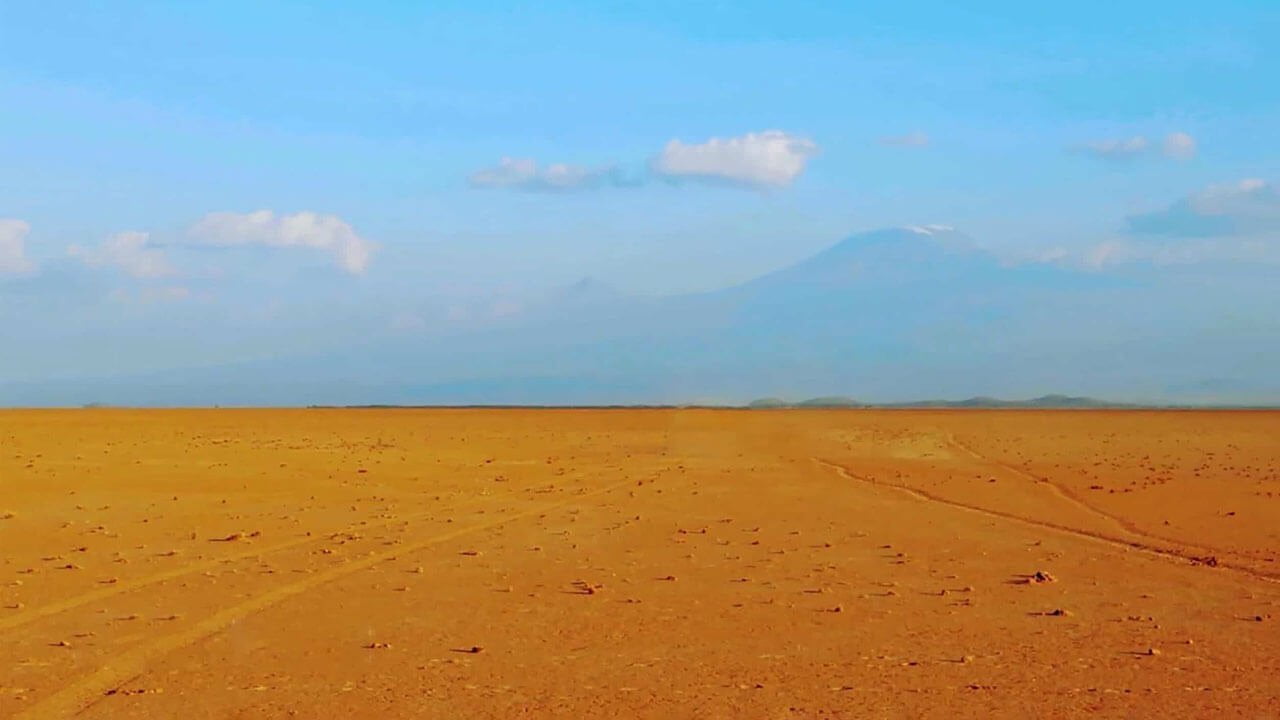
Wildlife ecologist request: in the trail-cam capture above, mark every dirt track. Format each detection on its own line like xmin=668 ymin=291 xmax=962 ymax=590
xmin=2 ymin=409 xmax=1277 ymax=718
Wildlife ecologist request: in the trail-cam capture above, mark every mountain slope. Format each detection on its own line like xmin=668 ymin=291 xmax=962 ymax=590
xmin=4 ymin=228 xmax=1279 ymax=406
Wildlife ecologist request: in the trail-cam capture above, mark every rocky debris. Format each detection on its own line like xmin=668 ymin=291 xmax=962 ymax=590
xmin=570 ymin=580 xmax=603 ymax=595
xmin=1025 ymin=570 xmax=1056 ymax=584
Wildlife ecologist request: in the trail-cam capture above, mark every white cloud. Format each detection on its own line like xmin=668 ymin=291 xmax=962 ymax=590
xmin=1025 ymin=181 xmax=1280 ymax=268
xmin=108 ymin=285 xmax=193 ymax=304
xmin=390 ymin=312 xmax=427 ymax=332
xmin=1128 ymin=178 xmax=1280 ymax=238
xmin=1076 ymin=237 xmax=1280 ymax=267
xmin=490 ymin=299 xmax=523 ymax=318
xmin=1073 ymin=136 xmax=1150 ymax=159
xmin=1030 ymin=247 xmax=1070 ymax=264
xmin=1083 ymin=241 xmax=1126 ymax=268
xmin=1162 ymin=132 xmax=1197 ymax=160
xmin=190 ymin=210 xmax=374 ymax=274
xmin=652 ymin=130 xmax=818 ymax=188
xmin=69 ymin=231 xmax=174 ymax=279
xmin=0 ymin=219 xmax=35 ymax=275
xmin=879 ymin=131 xmax=930 ymax=148
xmin=471 ymin=130 xmax=818 ymax=192
xmin=1072 ymin=132 xmax=1196 ymax=161
xmin=469 ymin=158 xmax=627 ymax=192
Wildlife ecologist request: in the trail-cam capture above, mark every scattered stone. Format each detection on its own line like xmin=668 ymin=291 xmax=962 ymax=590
xmin=571 ymin=580 xmax=602 ymax=595
xmin=104 ymin=688 xmax=164 ymax=697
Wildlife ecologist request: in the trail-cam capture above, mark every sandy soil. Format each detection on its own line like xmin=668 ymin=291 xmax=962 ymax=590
xmin=1 ymin=409 xmax=1277 ymax=718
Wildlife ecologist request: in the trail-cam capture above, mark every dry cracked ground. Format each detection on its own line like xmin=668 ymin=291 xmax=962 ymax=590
xmin=1 ymin=409 xmax=1278 ymax=718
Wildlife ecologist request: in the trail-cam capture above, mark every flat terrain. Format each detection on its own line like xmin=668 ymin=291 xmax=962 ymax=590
xmin=1 ymin=409 xmax=1278 ymax=718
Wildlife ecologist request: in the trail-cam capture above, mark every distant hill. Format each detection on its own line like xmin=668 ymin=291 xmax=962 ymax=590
xmin=746 ymin=397 xmax=791 ymax=409
xmin=796 ymin=396 xmax=864 ymax=408
xmin=748 ymin=394 xmax=1136 ymax=409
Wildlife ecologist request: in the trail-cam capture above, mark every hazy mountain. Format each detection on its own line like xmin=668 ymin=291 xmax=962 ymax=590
xmin=5 ymin=227 xmax=1279 ymax=407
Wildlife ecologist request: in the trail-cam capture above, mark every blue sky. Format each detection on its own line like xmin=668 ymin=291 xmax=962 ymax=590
xmin=2 ymin=2 xmax=1279 ymax=397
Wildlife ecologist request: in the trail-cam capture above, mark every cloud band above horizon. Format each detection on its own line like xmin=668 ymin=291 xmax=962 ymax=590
xmin=469 ymin=130 xmax=819 ymax=193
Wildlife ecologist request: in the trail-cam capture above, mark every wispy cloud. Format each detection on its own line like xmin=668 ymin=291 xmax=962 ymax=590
xmin=471 ymin=130 xmax=818 ymax=193
xmin=108 ymin=285 xmax=193 ymax=304
xmin=1073 ymin=135 xmax=1150 ymax=160
xmin=652 ymin=130 xmax=818 ymax=188
xmin=190 ymin=210 xmax=374 ymax=274
xmin=1162 ymin=132 xmax=1197 ymax=160
xmin=468 ymin=158 xmax=634 ymax=192
xmin=1020 ymin=235 xmax=1280 ymax=271
xmin=1071 ymin=132 xmax=1196 ymax=161
xmin=0 ymin=219 xmax=35 ymax=275
xmin=878 ymin=131 xmax=930 ymax=148
xmin=1072 ymin=237 xmax=1280 ymax=268
xmin=1011 ymin=181 xmax=1280 ymax=269
xmin=69 ymin=231 xmax=174 ymax=279
xmin=1127 ymin=178 xmax=1279 ymax=238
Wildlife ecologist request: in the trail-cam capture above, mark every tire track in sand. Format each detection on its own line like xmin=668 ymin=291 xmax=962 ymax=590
xmin=15 ymin=476 xmax=644 ymax=720
xmin=943 ymin=433 xmax=1134 ymax=536
xmin=1 ymin=495 xmax=490 ymax=635
xmin=942 ymin=433 xmax=1254 ymax=567
xmin=813 ymin=457 xmax=1279 ymax=585
xmin=0 ymin=476 xmax=579 ymax=634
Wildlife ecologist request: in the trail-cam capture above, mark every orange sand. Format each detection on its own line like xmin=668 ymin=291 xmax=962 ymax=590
xmin=1 ymin=409 xmax=1277 ymax=718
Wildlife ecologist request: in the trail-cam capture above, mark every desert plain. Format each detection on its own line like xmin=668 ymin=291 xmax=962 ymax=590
xmin=1 ymin=408 xmax=1278 ymax=718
